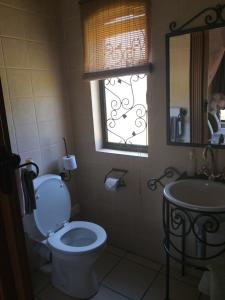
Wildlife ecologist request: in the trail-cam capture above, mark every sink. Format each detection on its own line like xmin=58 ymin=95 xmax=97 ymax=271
xmin=164 ymin=179 xmax=225 ymax=212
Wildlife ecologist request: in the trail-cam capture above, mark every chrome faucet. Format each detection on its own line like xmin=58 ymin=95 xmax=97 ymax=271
xmin=201 ymin=145 xmax=220 ymax=181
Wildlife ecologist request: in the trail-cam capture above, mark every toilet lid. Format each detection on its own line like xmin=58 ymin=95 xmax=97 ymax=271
xmin=33 ymin=176 xmax=71 ymax=237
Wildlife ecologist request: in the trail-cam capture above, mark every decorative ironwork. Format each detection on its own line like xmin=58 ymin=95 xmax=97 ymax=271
xmin=163 ymin=194 xmax=225 ymax=299
xmin=163 ymin=197 xmax=225 ymax=260
xmin=169 ymin=4 xmax=225 ymax=32
xmin=147 ymin=167 xmax=181 ymax=191
xmin=101 ymin=74 xmax=148 ymax=151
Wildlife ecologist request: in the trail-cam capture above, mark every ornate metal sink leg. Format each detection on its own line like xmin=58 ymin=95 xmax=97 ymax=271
xmin=182 ymin=221 xmax=186 ymax=276
xmin=165 ymin=200 xmax=171 ymax=300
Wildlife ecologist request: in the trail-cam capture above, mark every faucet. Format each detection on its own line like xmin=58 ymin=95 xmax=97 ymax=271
xmin=201 ymin=145 xmax=220 ymax=181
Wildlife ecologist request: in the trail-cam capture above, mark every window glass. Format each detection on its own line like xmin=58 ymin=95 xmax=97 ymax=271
xmin=100 ymin=74 xmax=148 ymax=152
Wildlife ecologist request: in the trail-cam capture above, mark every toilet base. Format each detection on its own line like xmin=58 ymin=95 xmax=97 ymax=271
xmin=51 ymin=253 xmax=99 ymax=299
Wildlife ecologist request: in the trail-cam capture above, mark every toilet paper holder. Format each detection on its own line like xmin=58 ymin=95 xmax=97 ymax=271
xmin=104 ymin=168 xmax=128 ymax=188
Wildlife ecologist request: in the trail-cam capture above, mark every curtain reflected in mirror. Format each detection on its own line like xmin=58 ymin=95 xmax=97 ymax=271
xmin=168 ymin=26 xmax=225 ymax=146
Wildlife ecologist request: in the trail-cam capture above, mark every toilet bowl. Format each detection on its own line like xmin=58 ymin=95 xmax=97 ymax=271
xmin=23 ymin=174 xmax=107 ymax=299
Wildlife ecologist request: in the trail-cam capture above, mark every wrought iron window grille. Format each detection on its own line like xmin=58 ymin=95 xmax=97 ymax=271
xmin=99 ymin=74 xmax=148 ymax=153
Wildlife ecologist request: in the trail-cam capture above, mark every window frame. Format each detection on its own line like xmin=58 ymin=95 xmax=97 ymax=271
xmin=99 ymin=77 xmax=148 ymax=153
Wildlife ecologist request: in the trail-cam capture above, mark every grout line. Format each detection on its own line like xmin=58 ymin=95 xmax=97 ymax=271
xmin=4 ymin=66 xmax=58 ymax=71
xmin=105 ymin=246 xmax=127 ymax=258
xmin=0 ymin=34 xmax=60 ymax=46
xmin=99 ymin=251 xmax=126 ymax=284
xmin=125 ymin=252 xmax=163 ymax=272
xmin=100 ymin=284 xmax=134 ymax=300
xmin=0 ymin=2 xmax=58 ymax=20
xmin=106 ymin=246 xmax=163 ymax=272
xmin=140 ymin=268 xmax=163 ymax=300
xmin=100 ymin=253 xmax=163 ymax=300
xmin=0 ymin=38 xmax=19 ymax=153
xmin=109 ymin=250 xmax=163 ymax=274
xmin=35 ymin=282 xmax=51 ymax=297
xmin=30 ymin=68 xmax=43 ymax=169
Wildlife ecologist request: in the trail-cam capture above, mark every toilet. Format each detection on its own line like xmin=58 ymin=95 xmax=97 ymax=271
xmin=23 ymin=174 xmax=107 ymax=299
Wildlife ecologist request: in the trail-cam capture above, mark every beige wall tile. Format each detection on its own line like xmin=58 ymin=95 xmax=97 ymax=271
xmin=19 ymin=149 xmax=42 ymax=173
xmin=25 ymin=14 xmax=51 ymax=42
xmin=0 ymin=69 xmax=18 ymax=153
xmin=0 ymin=5 xmax=26 ymax=38
xmin=7 ymin=69 xmax=32 ymax=98
xmin=11 ymin=0 xmax=41 ymax=13
xmin=0 ymin=39 xmax=4 ymax=67
xmin=28 ymin=42 xmax=59 ymax=70
xmin=61 ymin=0 xmax=78 ymax=20
xmin=0 ymin=67 xmax=9 ymax=100
xmin=34 ymin=97 xmax=63 ymax=122
xmin=38 ymin=120 xmax=65 ymax=147
xmin=31 ymin=70 xmax=62 ymax=97
xmin=15 ymin=122 xmax=39 ymax=152
xmin=24 ymin=13 xmax=59 ymax=42
xmin=0 ymin=0 xmax=14 ymax=6
xmin=2 ymin=38 xmax=30 ymax=68
xmin=11 ymin=97 xmax=36 ymax=125
xmin=41 ymin=143 xmax=64 ymax=173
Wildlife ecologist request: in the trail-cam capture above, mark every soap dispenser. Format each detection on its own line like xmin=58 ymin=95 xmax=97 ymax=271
xmin=187 ymin=149 xmax=196 ymax=177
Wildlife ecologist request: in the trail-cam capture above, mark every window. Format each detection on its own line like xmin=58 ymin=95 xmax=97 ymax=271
xmin=99 ymin=74 xmax=148 ymax=152
xmin=80 ymin=0 xmax=150 ymax=153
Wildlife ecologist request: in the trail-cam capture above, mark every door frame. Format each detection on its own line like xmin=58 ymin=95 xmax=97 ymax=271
xmin=0 ymin=80 xmax=34 ymax=300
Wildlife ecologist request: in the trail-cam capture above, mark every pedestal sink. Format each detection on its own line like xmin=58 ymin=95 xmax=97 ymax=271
xmin=163 ymin=178 xmax=225 ymax=300
xmin=164 ymin=179 xmax=225 ymax=212
xmin=164 ymin=178 xmax=225 ymax=260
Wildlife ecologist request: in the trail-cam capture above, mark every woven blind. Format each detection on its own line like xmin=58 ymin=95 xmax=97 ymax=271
xmin=80 ymin=0 xmax=150 ymax=79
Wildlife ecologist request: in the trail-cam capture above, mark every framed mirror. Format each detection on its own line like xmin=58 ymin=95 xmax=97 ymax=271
xmin=166 ymin=4 xmax=225 ymax=147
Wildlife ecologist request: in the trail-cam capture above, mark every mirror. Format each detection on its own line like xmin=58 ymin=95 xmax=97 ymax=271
xmin=167 ymin=26 xmax=225 ymax=146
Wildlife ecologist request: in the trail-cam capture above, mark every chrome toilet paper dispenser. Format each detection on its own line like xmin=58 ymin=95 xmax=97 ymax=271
xmin=104 ymin=168 xmax=128 ymax=191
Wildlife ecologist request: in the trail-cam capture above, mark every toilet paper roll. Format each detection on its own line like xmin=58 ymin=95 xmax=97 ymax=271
xmin=105 ymin=177 xmax=119 ymax=192
xmin=62 ymin=155 xmax=77 ymax=170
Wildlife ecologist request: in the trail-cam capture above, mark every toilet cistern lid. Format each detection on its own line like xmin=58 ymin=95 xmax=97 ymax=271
xmin=33 ymin=175 xmax=71 ymax=237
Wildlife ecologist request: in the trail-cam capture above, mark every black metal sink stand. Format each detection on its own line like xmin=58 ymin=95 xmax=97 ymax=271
xmin=163 ymin=195 xmax=225 ymax=300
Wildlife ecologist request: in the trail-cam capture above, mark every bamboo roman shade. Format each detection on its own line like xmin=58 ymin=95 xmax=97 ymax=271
xmin=79 ymin=0 xmax=150 ymax=79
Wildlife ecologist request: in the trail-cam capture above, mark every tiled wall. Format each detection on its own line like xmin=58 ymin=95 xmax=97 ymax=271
xmin=60 ymin=0 xmax=225 ymax=264
xmin=0 ymin=0 xmax=73 ymax=175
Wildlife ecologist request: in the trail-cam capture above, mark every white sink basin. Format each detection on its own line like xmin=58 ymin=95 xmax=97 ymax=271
xmin=164 ymin=179 xmax=225 ymax=212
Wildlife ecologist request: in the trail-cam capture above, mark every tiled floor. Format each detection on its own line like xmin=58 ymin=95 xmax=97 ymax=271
xmin=33 ymin=245 xmax=209 ymax=300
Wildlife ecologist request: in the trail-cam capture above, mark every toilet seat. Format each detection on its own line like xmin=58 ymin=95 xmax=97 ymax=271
xmin=48 ymin=221 xmax=107 ymax=255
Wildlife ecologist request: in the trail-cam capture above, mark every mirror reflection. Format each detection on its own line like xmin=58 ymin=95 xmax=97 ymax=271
xmin=168 ymin=27 xmax=225 ymax=146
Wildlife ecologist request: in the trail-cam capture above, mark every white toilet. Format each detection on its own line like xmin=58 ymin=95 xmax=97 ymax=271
xmin=23 ymin=174 xmax=107 ymax=299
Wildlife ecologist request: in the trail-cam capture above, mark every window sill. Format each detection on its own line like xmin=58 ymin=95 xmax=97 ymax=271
xmin=96 ymin=148 xmax=148 ymax=158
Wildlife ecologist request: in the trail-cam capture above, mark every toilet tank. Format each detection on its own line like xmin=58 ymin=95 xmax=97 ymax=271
xmin=23 ymin=174 xmax=71 ymax=241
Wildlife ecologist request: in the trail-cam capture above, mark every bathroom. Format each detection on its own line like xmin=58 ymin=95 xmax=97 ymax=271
xmin=1 ymin=0 xmax=225 ymax=299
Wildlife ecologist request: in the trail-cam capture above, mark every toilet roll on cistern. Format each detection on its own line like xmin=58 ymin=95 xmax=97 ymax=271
xmin=62 ymin=155 xmax=77 ymax=170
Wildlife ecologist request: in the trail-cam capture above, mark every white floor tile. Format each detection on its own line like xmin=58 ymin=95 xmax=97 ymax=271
xmin=143 ymin=275 xmax=199 ymax=300
xmin=91 ymin=286 xmax=130 ymax=300
xmin=38 ymin=285 xmax=78 ymax=300
xmin=106 ymin=245 xmax=126 ymax=257
xmin=126 ymin=253 xmax=162 ymax=271
xmin=103 ymin=258 xmax=157 ymax=300
xmin=32 ymin=271 xmax=51 ymax=295
xmin=95 ymin=251 xmax=121 ymax=282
